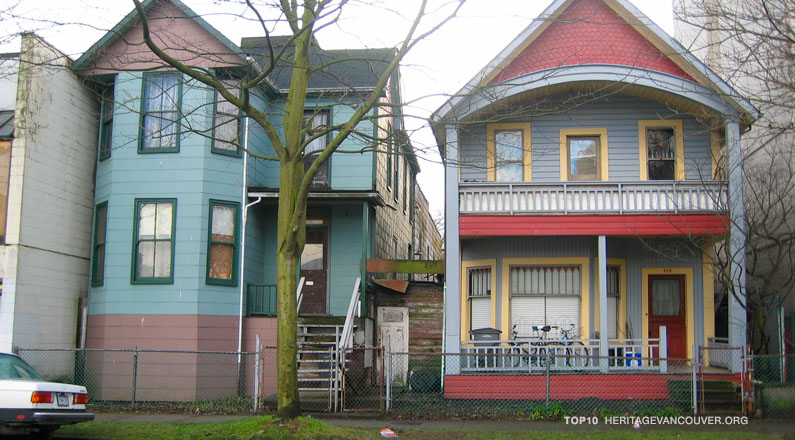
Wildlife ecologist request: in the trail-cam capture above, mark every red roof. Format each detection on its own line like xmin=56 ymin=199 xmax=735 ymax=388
xmin=490 ymin=0 xmax=694 ymax=85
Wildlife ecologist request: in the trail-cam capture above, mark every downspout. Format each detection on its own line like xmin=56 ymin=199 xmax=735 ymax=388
xmin=238 ymin=117 xmax=263 ymax=355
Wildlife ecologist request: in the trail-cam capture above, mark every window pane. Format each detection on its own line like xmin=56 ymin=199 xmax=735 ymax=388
xmin=209 ymin=243 xmax=234 ymax=280
xmin=301 ymin=243 xmax=323 ymax=270
xmin=96 ymin=206 xmax=107 ymax=245
xmin=648 ymin=159 xmax=675 ymax=180
xmin=154 ymin=241 xmax=171 ymax=277
xmin=137 ymin=241 xmax=155 ymax=278
xmin=652 ymin=279 xmax=681 ymax=316
xmin=213 ymin=114 xmax=238 ymax=150
xmin=95 ymin=245 xmax=105 ymax=282
xmin=211 ymin=205 xmax=235 ymax=241
xmin=468 ymin=267 xmax=491 ymax=297
xmin=568 ymin=137 xmax=598 ymax=180
xmin=303 ymin=111 xmax=328 ymax=154
xmin=495 ymin=130 xmax=523 ymax=182
xmin=646 ymin=128 xmax=675 ymax=159
xmin=138 ymin=203 xmax=156 ymax=239
xmin=155 ymin=203 xmax=172 ymax=239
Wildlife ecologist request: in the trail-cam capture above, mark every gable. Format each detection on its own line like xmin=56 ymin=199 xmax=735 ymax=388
xmin=78 ymin=0 xmax=244 ymax=75
xmin=490 ymin=0 xmax=693 ymax=85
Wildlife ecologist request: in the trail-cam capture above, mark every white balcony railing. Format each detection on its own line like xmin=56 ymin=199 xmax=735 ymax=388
xmin=460 ymin=335 xmax=668 ymax=373
xmin=459 ymin=181 xmax=727 ymax=215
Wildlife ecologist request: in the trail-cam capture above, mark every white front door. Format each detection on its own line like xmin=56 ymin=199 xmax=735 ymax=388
xmin=378 ymin=307 xmax=409 ymax=384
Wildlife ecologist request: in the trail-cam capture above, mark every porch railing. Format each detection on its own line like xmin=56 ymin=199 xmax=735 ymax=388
xmin=246 ymin=284 xmax=276 ymax=316
xmin=706 ymin=337 xmax=732 ymax=369
xmin=460 ymin=335 xmax=666 ymax=373
xmin=459 ymin=181 xmax=727 ymax=215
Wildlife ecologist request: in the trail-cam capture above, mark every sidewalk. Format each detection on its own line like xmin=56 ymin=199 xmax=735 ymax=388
xmin=92 ymin=413 xmax=795 ymax=434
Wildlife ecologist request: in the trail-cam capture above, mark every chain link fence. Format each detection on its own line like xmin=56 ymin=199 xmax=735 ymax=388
xmin=751 ymin=354 xmax=795 ymax=419
xmin=386 ymin=352 xmax=694 ymax=419
xmin=17 ymin=348 xmax=265 ymax=412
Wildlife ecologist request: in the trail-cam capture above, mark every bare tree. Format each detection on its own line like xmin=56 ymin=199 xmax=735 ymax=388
xmin=675 ymin=0 xmax=795 ymax=353
xmin=119 ymin=0 xmax=464 ymax=416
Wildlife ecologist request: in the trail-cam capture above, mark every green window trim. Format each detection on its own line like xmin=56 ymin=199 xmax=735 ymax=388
xmin=98 ymin=86 xmax=114 ymax=161
xmin=394 ymin=152 xmax=400 ymax=202
xmin=131 ymin=198 xmax=176 ymax=284
xmin=402 ymin=159 xmax=407 ymax=213
xmin=91 ymin=202 xmax=108 ymax=287
xmin=206 ymin=199 xmax=240 ymax=286
xmin=138 ymin=72 xmax=182 ymax=154
xmin=211 ymin=81 xmax=243 ymax=157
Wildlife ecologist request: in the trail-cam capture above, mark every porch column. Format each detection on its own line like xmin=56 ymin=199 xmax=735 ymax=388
xmin=444 ymin=124 xmax=461 ymax=375
xmin=598 ymin=235 xmax=609 ymax=372
xmin=726 ymin=120 xmax=747 ymax=373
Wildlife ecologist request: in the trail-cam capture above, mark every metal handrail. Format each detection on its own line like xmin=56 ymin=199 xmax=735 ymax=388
xmin=295 ymin=277 xmax=306 ymax=312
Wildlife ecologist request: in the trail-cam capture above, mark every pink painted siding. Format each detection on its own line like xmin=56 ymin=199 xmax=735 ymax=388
xmin=490 ymin=0 xmax=693 ymax=85
xmin=86 ymin=314 xmax=238 ymax=351
xmin=81 ymin=1 xmax=245 ymax=75
xmin=243 ymin=317 xmax=278 ymax=396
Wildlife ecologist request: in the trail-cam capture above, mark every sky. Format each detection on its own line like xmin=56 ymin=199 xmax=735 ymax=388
xmin=0 ymin=0 xmax=675 ymax=214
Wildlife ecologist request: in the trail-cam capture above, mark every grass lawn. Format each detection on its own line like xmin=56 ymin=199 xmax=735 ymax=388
xmin=55 ymin=416 xmax=794 ymax=440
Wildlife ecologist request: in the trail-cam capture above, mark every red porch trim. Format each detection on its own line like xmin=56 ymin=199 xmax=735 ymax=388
xmin=459 ymin=214 xmax=729 ymax=237
xmin=444 ymin=373 xmax=741 ymax=400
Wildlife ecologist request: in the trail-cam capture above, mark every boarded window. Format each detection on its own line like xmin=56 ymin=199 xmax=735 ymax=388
xmin=207 ymin=201 xmax=238 ymax=284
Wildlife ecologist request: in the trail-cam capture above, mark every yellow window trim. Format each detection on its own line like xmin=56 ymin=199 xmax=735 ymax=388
xmin=638 ymin=120 xmax=685 ymax=181
xmin=500 ymin=257 xmax=590 ymax=342
xmin=460 ymin=259 xmax=498 ymax=340
xmin=486 ymin=122 xmax=532 ymax=182
xmin=710 ymin=129 xmax=726 ymax=180
xmin=559 ymin=128 xmax=609 ymax=182
xmin=593 ymin=258 xmax=627 ymax=342
xmin=641 ymin=267 xmax=694 ymax=360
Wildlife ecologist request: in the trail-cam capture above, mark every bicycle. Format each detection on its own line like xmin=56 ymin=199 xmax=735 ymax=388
xmin=510 ymin=324 xmax=556 ymax=368
xmin=557 ymin=324 xmax=589 ymax=368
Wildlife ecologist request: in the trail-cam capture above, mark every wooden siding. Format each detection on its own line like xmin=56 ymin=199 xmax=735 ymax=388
xmin=457 ymin=94 xmax=713 ymax=182
xmin=373 ymin=282 xmax=443 ymax=354
xmin=459 ymin=214 xmax=729 ymax=236
xmin=89 ymin=72 xmax=244 ymax=318
xmin=460 ymin=236 xmax=705 ymax=343
xmin=328 ymin=205 xmax=364 ymax=316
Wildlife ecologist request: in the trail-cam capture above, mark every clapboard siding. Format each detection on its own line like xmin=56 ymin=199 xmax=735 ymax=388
xmin=90 ymin=72 xmax=244 ymax=318
xmin=456 ymin=94 xmax=713 ymax=183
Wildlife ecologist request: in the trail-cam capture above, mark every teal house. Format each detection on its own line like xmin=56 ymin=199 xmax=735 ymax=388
xmin=72 ymin=0 xmax=439 ymax=401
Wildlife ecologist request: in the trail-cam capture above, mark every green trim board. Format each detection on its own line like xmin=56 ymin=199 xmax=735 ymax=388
xmin=206 ymin=199 xmax=241 ymax=286
xmin=131 ymin=198 xmax=177 ymax=284
xmin=91 ymin=202 xmax=108 ymax=287
xmin=138 ymin=72 xmax=182 ymax=154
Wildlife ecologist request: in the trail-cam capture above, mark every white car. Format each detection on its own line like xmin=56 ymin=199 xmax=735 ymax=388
xmin=0 ymin=352 xmax=94 ymax=439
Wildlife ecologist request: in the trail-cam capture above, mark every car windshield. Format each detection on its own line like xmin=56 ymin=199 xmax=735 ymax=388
xmin=0 ymin=354 xmax=44 ymax=380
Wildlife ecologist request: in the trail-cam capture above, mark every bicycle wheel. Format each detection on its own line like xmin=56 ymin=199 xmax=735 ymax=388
xmin=541 ymin=343 xmax=560 ymax=368
xmin=566 ymin=342 xmax=588 ymax=368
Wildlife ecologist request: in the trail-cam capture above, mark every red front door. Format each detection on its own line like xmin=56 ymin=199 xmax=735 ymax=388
xmin=648 ymin=275 xmax=687 ymax=361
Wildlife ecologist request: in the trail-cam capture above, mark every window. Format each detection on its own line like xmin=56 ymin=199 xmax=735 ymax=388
xmin=98 ymin=86 xmax=114 ymax=161
xmin=559 ymin=128 xmax=608 ymax=182
xmin=510 ymin=265 xmax=581 ymax=338
xmin=132 ymin=199 xmax=175 ymax=283
xmin=0 ymin=139 xmax=10 ymax=242
xmin=468 ymin=267 xmax=492 ymax=331
xmin=638 ymin=120 xmax=684 ymax=180
xmin=91 ymin=202 xmax=108 ymax=286
xmin=140 ymin=73 xmax=181 ymax=152
xmin=207 ymin=200 xmax=239 ymax=285
xmin=606 ymin=265 xmax=620 ymax=339
xmin=566 ymin=137 xmax=600 ymax=181
xmin=393 ymin=149 xmax=400 ymax=201
xmin=402 ymin=159 xmax=408 ymax=213
xmin=303 ymin=110 xmax=330 ymax=188
xmin=386 ymin=122 xmax=393 ymax=190
xmin=487 ymin=123 xmax=531 ymax=182
xmin=212 ymin=81 xmax=241 ymax=156
xmin=711 ymin=129 xmax=727 ymax=180
xmin=409 ymin=176 xmax=415 ymax=225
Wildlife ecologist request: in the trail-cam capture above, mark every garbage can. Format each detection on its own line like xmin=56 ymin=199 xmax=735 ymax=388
xmin=469 ymin=327 xmax=502 ymax=345
xmin=469 ymin=328 xmax=502 ymax=369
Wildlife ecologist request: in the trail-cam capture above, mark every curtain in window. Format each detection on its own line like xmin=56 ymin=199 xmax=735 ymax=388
xmin=143 ymin=75 xmax=179 ymax=149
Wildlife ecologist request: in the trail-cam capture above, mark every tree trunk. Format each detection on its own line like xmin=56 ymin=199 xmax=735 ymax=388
xmin=276 ymin=157 xmax=306 ymax=418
